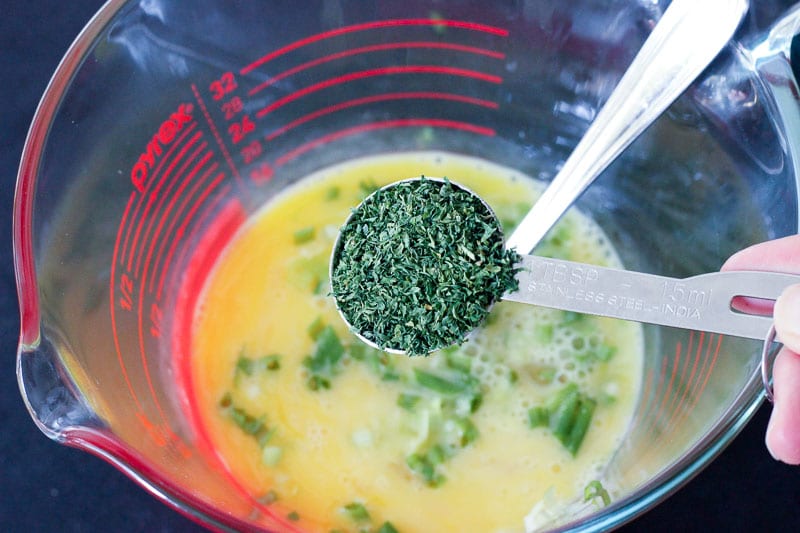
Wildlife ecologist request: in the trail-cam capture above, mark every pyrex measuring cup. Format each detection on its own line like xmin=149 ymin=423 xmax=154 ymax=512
xmin=13 ymin=1 xmax=800 ymax=532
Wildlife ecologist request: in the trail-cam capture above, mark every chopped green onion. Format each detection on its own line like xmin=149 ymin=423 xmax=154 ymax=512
xmin=293 ymin=226 xmax=315 ymax=244
xmin=584 ymin=480 xmax=611 ymax=507
xmin=534 ymin=323 xmax=554 ymax=344
xmin=236 ymin=354 xmax=281 ymax=378
xmin=287 ymin=511 xmax=300 ymax=521
xmin=414 ymin=369 xmax=475 ymax=395
xmin=564 ymin=398 xmax=596 ymax=456
xmin=261 ymin=354 xmax=281 ymax=371
xmin=406 ymin=452 xmax=445 ymax=487
xmin=236 ymin=355 xmax=255 ymax=376
xmin=456 ymin=417 xmax=479 ymax=447
xmin=324 ymin=186 xmax=340 ymax=201
xmin=594 ymin=344 xmax=616 ymax=362
xmin=528 ymin=406 xmax=549 ymax=428
xmin=527 ymin=383 xmax=597 ymax=456
xmin=261 ymin=445 xmax=283 ymax=466
xmin=343 ymin=502 xmax=370 ymax=522
xmin=534 ymin=366 xmax=556 ymax=385
xmin=303 ymin=326 xmax=345 ymax=390
xmin=444 ymin=350 xmax=473 ymax=374
xmin=308 ymin=316 xmax=325 ymax=340
xmin=376 ymin=522 xmax=400 ymax=533
xmin=398 ymin=393 xmax=421 ymax=411
xmin=259 ymin=490 xmax=278 ymax=505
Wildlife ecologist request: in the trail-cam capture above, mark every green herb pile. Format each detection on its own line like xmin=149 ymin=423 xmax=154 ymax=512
xmin=331 ymin=177 xmax=521 ymax=356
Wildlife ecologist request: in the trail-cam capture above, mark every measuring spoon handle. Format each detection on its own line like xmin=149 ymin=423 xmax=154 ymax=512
xmin=505 ymin=0 xmax=749 ymax=254
xmin=504 ymin=255 xmax=800 ymax=340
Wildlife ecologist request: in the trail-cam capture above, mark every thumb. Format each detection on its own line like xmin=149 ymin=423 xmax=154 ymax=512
xmin=765 ymin=346 xmax=800 ymax=464
xmin=774 ymin=283 xmax=800 ymax=355
xmin=766 ymin=284 xmax=800 ymax=464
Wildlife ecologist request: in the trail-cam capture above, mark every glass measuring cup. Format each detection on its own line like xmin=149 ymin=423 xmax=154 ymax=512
xmin=13 ymin=1 xmax=800 ymax=531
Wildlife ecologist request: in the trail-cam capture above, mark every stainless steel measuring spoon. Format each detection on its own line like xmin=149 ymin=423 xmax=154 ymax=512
xmin=505 ymin=0 xmax=750 ymax=254
xmin=330 ymin=177 xmax=800 ymax=356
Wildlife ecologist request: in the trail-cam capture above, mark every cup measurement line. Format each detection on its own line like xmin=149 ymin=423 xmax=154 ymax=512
xmin=671 ymin=334 xmax=723 ymax=443
xmin=247 ymin=41 xmax=506 ymax=97
xmin=156 ymin=172 xmax=230 ymax=301
xmin=652 ymin=343 xmax=684 ymax=431
xmin=139 ymin=149 xmax=215 ymax=286
xmin=109 ymin=191 xmax=146 ymax=415
xmin=265 ymin=91 xmax=499 ymax=141
xmin=126 ymin=131 xmax=204 ymax=273
xmin=274 ymin=118 xmax=496 ymax=166
xmin=168 ymin=197 xmax=307 ymax=530
xmin=166 ymin=183 xmax=236 ymax=308
xmin=644 ymin=333 xmax=723 ymax=463
xmin=663 ymin=336 xmax=693 ymax=430
xmin=119 ymin=122 xmax=199 ymax=265
xmin=239 ymin=18 xmax=509 ymax=76
xmin=149 ymin=163 xmax=221 ymax=297
xmin=133 ymin=181 xmax=234 ymax=445
xmin=191 ymin=83 xmax=243 ymax=184
xmin=254 ymin=65 xmax=503 ymax=119
xmin=133 ymin=143 xmax=210 ymax=277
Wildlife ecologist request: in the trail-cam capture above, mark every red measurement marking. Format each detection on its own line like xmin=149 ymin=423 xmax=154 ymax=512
xmin=131 ymin=103 xmax=195 ymax=194
xmin=126 ymin=130 xmax=202 ymax=272
xmin=650 ymin=342 xmax=683 ymax=430
xmin=157 ymin=172 xmax=228 ymax=300
xmin=221 ymin=96 xmax=244 ymax=120
xmin=136 ymin=412 xmax=168 ymax=447
xmin=171 ymin=198 xmax=304 ymax=532
xmin=137 ymin=250 xmax=178 ymax=433
xmin=266 ymin=91 xmax=498 ymax=141
xmin=631 ymin=367 xmax=655 ymax=430
xmin=209 ymin=71 xmax=237 ymax=101
xmin=640 ymin=353 xmax=671 ymax=438
xmin=120 ymin=123 xmax=198 ymax=265
xmin=150 ymin=302 xmax=164 ymax=339
xmin=248 ymin=161 xmax=274 ymax=184
xmin=275 ymin=118 xmax=495 ymax=166
xmin=672 ymin=332 xmax=704 ymax=423
xmin=256 ymin=66 xmax=502 ymax=119
xmin=109 ymin=191 xmax=146 ymax=414
xmin=227 ymin=114 xmax=256 ymax=144
xmin=191 ymin=83 xmax=242 ymax=183
xmin=664 ymin=333 xmax=694 ymax=426
xmin=654 ymin=332 xmax=704 ymax=444
xmin=241 ymin=19 xmax=508 ymax=75
xmin=248 ymin=41 xmax=505 ymax=97
xmin=691 ymin=333 xmax=723 ymax=408
xmin=149 ymin=162 xmax=220 ymax=297
xmin=129 ymin=134 xmax=205 ymax=274
xmin=240 ymin=139 xmax=262 ymax=164
xmin=139 ymin=150 xmax=214 ymax=288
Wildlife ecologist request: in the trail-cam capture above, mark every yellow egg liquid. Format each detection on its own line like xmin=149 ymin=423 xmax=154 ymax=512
xmin=190 ymin=152 xmax=643 ymax=533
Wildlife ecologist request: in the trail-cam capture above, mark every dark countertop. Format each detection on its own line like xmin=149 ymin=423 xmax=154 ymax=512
xmin=1 ymin=1 xmax=799 ymax=532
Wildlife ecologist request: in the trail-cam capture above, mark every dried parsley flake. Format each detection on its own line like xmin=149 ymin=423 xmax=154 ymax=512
xmin=331 ymin=177 xmax=520 ymax=356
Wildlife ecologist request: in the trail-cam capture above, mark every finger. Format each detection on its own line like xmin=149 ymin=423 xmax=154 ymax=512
xmin=723 ymin=234 xmax=800 ymax=273
xmin=766 ymin=346 xmax=800 ymax=464
xmin=722 ymin=235 xmax=800 ymax=315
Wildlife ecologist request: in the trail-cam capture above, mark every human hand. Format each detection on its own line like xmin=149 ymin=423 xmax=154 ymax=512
xmin=723 ymin=234 xmax=800 ymax=464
